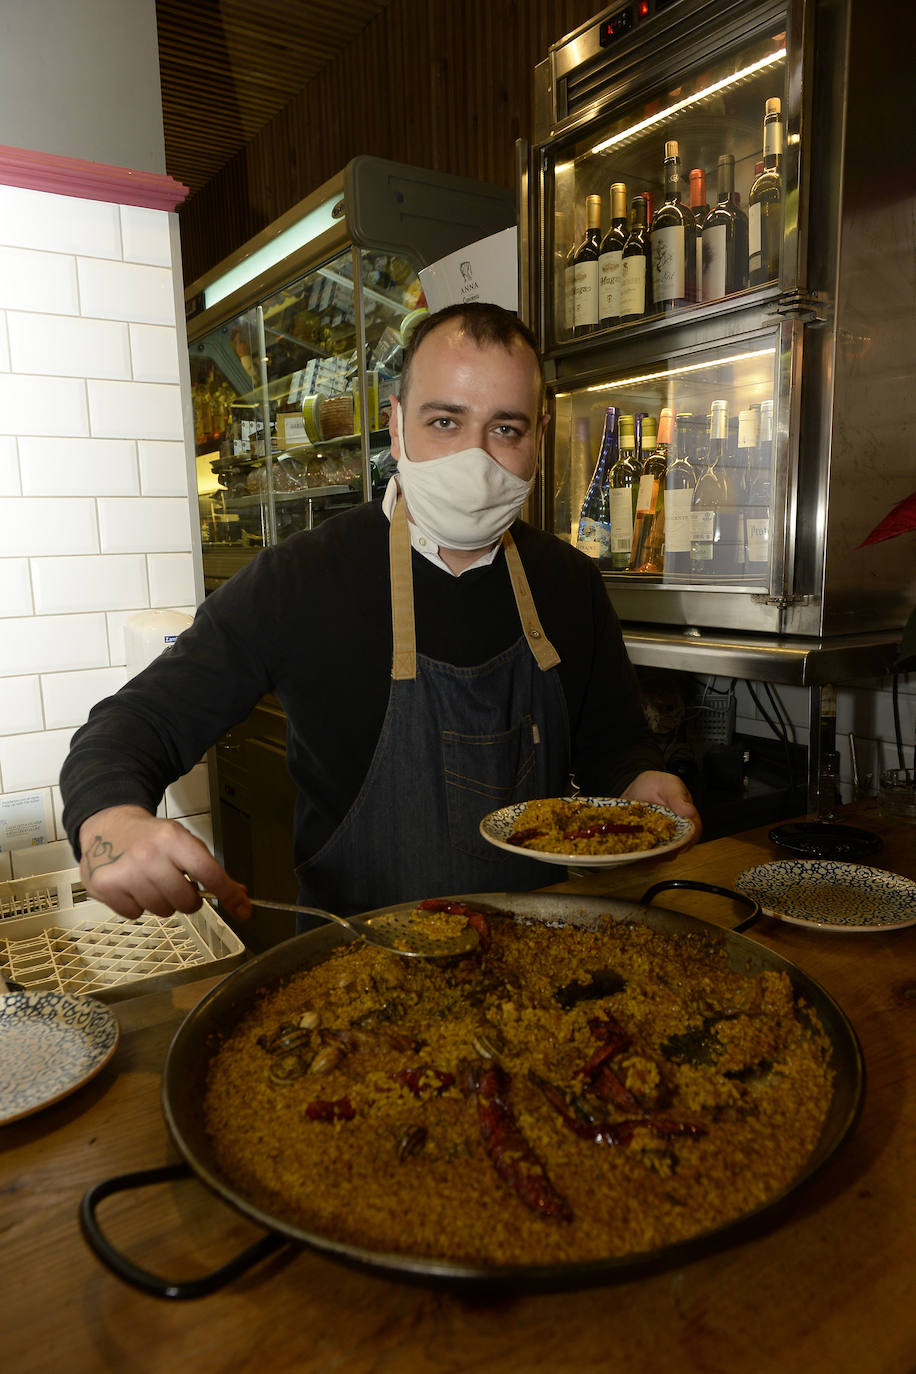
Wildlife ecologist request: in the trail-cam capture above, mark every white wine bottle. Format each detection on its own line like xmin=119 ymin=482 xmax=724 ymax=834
xmin=749 ymin=98 xmax=783 ymax=286
xmin=691 ymin=399 xmax=730 ymax=576
xmin=664 ymin=414 xmax=696 ymax=577
xmin=745 ymin=398 xmax=773 ymax=570
xmin=608 ymin=413 xmax=640 ymax=570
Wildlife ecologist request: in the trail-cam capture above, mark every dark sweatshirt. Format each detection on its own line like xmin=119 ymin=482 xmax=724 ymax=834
xmin=61 ymin=500 xmax=662 ymax=867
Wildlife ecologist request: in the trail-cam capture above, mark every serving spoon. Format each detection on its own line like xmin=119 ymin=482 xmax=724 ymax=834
xmin=198 ymin=892 xmax=481 ymax=959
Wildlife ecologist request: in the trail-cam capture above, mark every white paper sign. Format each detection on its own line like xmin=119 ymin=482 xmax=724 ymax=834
xmin=0 ymin=791 xmax=50 ymax=853
xmin=418 ymin=227 xmax=518 ymax=314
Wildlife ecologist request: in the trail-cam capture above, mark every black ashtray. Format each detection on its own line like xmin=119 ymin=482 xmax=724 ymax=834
xmin=768 ymin=821 xmax=884 ymax=861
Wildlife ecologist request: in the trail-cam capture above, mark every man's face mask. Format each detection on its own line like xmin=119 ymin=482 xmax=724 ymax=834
xmin=394 ymin=402 xmax=538 ymax=552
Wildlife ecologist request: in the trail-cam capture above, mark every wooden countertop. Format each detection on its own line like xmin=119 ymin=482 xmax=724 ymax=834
xmin=4 ymin=803 xmax=915 ymax=1374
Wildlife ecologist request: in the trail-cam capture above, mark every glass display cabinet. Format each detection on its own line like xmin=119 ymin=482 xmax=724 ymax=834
xmin=186 ymin=156 xmax=515 ymax=589
xmin=524 ymin=0 xmax=913 ymax=640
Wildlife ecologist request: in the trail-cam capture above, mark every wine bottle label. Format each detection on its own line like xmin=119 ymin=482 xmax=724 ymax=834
xmin=620 ymin=257 xmax=646 ymax=317
xmin=738 ymin=417 xmax=759 ymax=453
xmin=691 ymin=509 xmax=716 ymax=561
xmin=748 ymin=204 xmax=762 ymax=268
xmin=635 ymin=474 xmax=659 ymax=515
xmin=573 ymin=260 xmax=599 ymax=327
xmin=665 ymin=487 xmax=693 ymax=553
xmin=565 ymin=265 xmax=575 ymax=332
xmin=577 ymin=516 xmax=610 ymax=558
xmin=651 ymin=226 xmax=685 ymax=302
xmin=599 ymin=250 xmax=623 ymax=319
xmin=609 ymin=487 xmax=635 ymax=553
xmin=702 ymin=224 xmax=727 ymax=301
xmin=746 ymin=516 xmax=770 ymax=563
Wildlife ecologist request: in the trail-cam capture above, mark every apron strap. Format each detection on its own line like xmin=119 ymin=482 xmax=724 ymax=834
xmin=389 ymin=497 xmax=561 ymax=679
xmin=503 ymin=530 xmax=561 ymax=671
xmin=389 ymin=497 xmax=417 ymax=680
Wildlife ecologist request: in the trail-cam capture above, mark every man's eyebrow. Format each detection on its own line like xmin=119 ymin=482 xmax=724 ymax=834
xmin=417 ymin=401 xmax=468 ymax=415
xmin=416 ymin=401 xmax=531 ymax=426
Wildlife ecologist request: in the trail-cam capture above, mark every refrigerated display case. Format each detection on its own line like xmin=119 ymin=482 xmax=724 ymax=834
xmin=187 ymin=156 xmax=515 ymax=590
xmin=521 ymin=0 xmax=911 ymax=809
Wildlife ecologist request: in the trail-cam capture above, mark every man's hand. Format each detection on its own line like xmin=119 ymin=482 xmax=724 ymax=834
xmin=78 ymin=805 xmax=252 ymax=922
xmin=623 ymin=770 xmax=702 ymax=852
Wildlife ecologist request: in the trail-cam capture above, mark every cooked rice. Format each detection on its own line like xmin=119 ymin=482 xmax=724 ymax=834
xmin=509 ymin=798 xmax=678 ymax=855
xmin=203 ymin=912 xmax=833 ymax=1267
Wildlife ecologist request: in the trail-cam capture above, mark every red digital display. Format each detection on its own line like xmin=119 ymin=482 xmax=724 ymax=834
xmin=599 ymin=6 xmax=634 ymax=44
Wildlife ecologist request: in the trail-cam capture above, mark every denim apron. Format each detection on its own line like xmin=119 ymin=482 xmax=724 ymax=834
xmin=295 ymin=497 xmax=571 ymax=918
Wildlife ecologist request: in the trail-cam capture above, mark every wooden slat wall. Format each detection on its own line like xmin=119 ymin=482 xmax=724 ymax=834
xmin=179 ymin=0 xmax=601 ymax=283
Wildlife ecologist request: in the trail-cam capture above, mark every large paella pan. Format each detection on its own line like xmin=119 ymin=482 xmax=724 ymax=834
xmin=81 ymin=886 xmax=863 ymax=1298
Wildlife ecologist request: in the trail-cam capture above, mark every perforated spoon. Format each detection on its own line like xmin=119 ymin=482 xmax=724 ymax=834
xmin=198 ymin=892 xmax=480 ymax=959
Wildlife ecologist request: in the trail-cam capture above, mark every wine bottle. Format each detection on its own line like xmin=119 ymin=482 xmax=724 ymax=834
xmin=702 ymin=153 xmax=750 ymax=300
xmin=749 ymin=98 xmax=784 ymax=286
xmin=573 ymin=194 xmax=602 ymax=334
xmin=737 ymin=406 xmax=760 ymax=503
xmin=598 ymin=182 xmax=628 ymax=327
xmin=745 ymin=398 xmax=773 ymax=569
xmin=690 ymin=399 xmax=731 ymax=576
xmin=650 ymin=141 xmax=697 ymax=311
xmin=665 ymin=414 xmax=696 ymax=577
xmin=576 ymin=406 xmax=618 ymax=559
xmin=560 ymin=210 xmax=578 ymax=337
xmin=689 ymin=169 xmax=710 ymax=303
xmin=620 ymin=196 xmax=651 ymax=322
xmin=609 ymin=413 xmax=640 ymax=571
xmin=643 ymin=190 xmax=654 ymax=226
xmin=630 ymin=407 xmax=673 ymax=572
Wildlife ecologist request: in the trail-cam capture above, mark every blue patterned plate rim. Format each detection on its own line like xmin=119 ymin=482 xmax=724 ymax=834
xmin=479 ymin=796 xmax=694 ymax=869
xmin=735 ymin=860 xmax=916 ymax=932
xmin=0 ymin=990 xmax=120 ymax=1125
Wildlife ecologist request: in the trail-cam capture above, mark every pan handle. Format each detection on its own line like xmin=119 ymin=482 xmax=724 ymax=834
xmin=79 ymin=1162 xmax=288 ymax=1299
xmin=639 ymin=880 xmax=761 ymax=933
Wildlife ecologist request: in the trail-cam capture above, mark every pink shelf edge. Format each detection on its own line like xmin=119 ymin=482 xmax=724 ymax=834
xmin=0 ymin=145 xmax=189 ymax=211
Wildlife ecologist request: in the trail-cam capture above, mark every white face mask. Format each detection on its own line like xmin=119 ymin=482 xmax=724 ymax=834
xmin=394 ymin=403 xmax=537 ymax=552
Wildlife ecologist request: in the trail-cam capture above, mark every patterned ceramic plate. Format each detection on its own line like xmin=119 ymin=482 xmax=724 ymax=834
xmin=479 ymin=797 xmax=694 ymax=869
xmin=0 ymin=991 xmax=119 ymax=1125
xmin=736 ymin=861 xmax=916 ymax=932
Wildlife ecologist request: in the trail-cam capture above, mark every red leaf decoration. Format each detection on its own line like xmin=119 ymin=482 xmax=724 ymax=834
xmin=857 ymin=492 xmax=916 ymax=547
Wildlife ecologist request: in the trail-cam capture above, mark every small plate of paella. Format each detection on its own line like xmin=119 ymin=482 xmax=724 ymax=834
xmin=479 ymin=796 xmax=694 ymax=869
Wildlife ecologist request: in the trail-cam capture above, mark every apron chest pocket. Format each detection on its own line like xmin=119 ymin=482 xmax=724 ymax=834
xmin=442 ymin=717 xmax=538 ymax=860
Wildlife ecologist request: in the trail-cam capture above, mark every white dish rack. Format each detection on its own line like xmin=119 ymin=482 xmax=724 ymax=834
xmin=0 ymin=868 xmax=245 ymax=1002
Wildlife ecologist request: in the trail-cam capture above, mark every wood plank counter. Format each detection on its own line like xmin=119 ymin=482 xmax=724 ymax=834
xmin=4 ymin=803 xmax=915 ymax=1374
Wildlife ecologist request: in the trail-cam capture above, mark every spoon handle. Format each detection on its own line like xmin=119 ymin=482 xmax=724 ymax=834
xmin=198 ymin=892 xmax=354 ymax=935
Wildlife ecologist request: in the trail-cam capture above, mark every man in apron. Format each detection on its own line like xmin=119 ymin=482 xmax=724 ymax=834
xmin=61 ymin=303 xmax=699 ymax=924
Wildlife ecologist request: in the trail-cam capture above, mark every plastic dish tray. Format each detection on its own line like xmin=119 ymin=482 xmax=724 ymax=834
xmin=0 ymin=868 xmax=86 ymax=920
xmin=0 ymin=875 xmax=245 ymax=1003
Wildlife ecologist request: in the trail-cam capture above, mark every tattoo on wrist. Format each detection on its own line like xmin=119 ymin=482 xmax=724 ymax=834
xmin=85 ymin=835 xmax=123 ymax=877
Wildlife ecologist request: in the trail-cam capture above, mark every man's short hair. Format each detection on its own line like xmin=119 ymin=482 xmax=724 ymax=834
xmin=398 ymin=302 xmax=545 ymax=412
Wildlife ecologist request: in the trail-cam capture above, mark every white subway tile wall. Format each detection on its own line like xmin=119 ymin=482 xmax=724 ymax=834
xmin=0 ymin=437 xmax=21 ymax=495
xmin=19 ymin=436 xmax=139 ymax=497
xmin=0 ymin=183 xmax=209 ymax=857
xmin=138 ymin=440 xmax=191 ymax=495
